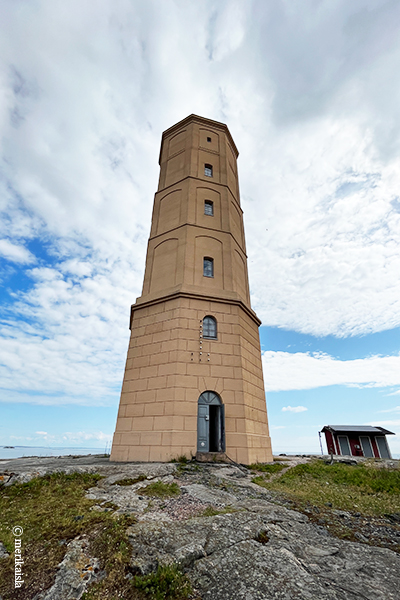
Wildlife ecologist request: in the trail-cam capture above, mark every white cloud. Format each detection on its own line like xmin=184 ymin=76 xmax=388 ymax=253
xmin=282 ymin=406 xmax=308 ymax=413
xmin=0 ymin=239 xmax=35 ymax=264
xmin=378 ymin=406 xmax=400 ymax=413
xmin=35 ymin=431 xmax=47 ymax=435
xmin=0 ymin=0 xmax=400 ymax=409
xmin=263 ymin=351 xmax=400 ymax=392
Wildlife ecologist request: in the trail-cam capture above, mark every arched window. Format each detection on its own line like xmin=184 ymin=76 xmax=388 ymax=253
xmin=203 ymin=316 xmax=217 ymax=339
xmin=204 ymin=164 xmax=213 ymax=177
xmin=203 ymin=257 xmax=214 ymax=277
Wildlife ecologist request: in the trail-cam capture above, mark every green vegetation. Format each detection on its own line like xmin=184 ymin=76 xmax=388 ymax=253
xmin=252 ymin=460 xmax=400 ymax=516
xmin=0 ymin=473 xmax=132 ymax=600
xmin=255 ymin=530 xmax=269 ymax=545
xmin=170 ymin=455 xmax=190 ymax=464
xmin=140 ymin=481 xmax=181 ymax=499
xmin=200 ymin=505 xmax=238 ymax=517
xmin=0 ymin=472 xmax=191 ymax=600
xmin=113 ymin=475 xmax=147 ymax=486
xmin=249 ymin=463 xmax=286 ymax=477
xmin=133 ymin=564 xmax=192 ymax=600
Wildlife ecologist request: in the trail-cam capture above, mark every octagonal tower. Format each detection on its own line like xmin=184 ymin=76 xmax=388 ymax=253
xmin=110 ymin=115 xmax=272 ymax=464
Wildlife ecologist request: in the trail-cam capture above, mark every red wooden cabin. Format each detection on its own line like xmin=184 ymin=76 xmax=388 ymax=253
xmin=321 ymin=425 xmax=394 ymax=459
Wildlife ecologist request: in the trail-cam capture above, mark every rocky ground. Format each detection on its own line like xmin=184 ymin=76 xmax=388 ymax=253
xmin=1 ymin=454 xmax=399 ymax=600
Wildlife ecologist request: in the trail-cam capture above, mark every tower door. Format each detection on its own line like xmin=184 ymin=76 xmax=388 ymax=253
xmin=197 ymin=391 xmax=225 ymax=453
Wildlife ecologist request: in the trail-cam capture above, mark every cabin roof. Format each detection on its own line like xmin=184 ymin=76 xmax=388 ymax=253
xmin=321 ymin=425 xmax=395 ymax=435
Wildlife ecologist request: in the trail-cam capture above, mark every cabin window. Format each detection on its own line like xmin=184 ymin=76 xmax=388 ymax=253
xmin=203 ymin=257 xmax=214 ymax=277
xmin=204 ymin=164 xmax=213 ymax=177
xmin=203 ymin=316 xmax=217 ymax=339
xmin=204 ymin=200 xmax=214 ymax=216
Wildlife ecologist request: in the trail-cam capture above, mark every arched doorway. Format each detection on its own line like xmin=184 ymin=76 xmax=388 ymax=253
xmin=197 ymin=391 xmax=225 ymax=453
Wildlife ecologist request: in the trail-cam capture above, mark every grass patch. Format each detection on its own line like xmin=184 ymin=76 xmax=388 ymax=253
xmin=0 ymin=472 xmax=134 ymax=600
xmin=133 ymin=564 xmax=192 ymax=600
xmin=252 ymin=459 xmax=400 ymax=516
xmin=113 ymin=475 xmax=147 ymax=486
xmin=140 ymin=481 xmax=181 ymax=499
xmin=255 ymin=530 xmax=269 ymax=545
xmin=249 ymin=463 xmax=286 ymax=477
xmin=170 ymin=455 xmax=190 ymax=464
xmin=200 ymin=505 xmax=237 ymax=517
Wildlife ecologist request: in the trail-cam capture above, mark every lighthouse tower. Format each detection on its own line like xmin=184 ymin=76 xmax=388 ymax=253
xmin=110 ymin=115 xmax=272 ymax=464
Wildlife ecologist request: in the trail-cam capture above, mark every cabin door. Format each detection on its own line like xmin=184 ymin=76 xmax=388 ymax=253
xmin=338 ymin=435 xmax=351 ymax=456
xmin=360 ymin=436 xmax=373 ymax=458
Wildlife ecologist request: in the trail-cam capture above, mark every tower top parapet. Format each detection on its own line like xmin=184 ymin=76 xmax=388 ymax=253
xmin=159 ymin=114 xmax=239 ymax=166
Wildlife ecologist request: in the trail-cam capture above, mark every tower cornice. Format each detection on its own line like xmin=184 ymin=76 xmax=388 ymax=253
xmin=159 ymin=114 xmax=239 ymax=165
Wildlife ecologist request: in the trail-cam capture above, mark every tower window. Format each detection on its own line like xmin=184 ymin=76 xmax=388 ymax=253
xmin=204 ymin=164 xmax=213 ymax=177
xmin=207 ymin=137 xmax=211 ymax=142
xmin=204 ymin=200 xmax=214 ymax=216
xmin=203 ymin=257 xmax=214 ymax=277
xmin=203 ymin=316 xmax=217 ymax=339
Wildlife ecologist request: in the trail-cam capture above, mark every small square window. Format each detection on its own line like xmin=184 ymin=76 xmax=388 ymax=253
xmin=204 ymin=164 xmax=213 ymax=177
xmin=207 ymin=137 xmax=211 ymax=142
xmin=204 ymin=200 xmax=214 ymax=216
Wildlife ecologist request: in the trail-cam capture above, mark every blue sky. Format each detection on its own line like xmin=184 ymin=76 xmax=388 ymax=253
xmin=1 ymin=0 xmax=400 ymax=457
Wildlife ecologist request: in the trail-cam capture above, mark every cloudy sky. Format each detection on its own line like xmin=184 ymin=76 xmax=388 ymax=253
xmin=1 ymin=0 xmax=400 ymax=457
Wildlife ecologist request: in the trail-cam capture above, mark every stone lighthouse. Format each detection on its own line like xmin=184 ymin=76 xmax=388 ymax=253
xmin=110 ymin=115 xmax=272 ymax=464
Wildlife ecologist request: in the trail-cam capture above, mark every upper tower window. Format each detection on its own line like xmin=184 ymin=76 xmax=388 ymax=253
xmin=203 ymin=316 xmax=217 ymax=339
xmin=203 ymin=257 xmax=214 ymax=277
xmin=204 ymin=164 xmax=213 ymax=177
xmin=207 ymin=137 xmax=212 ymax=142
xmin=204 ymin=200 xmax=214 ymax=216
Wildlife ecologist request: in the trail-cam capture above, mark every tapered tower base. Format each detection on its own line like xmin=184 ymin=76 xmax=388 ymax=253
xmin=110 ymin=294 xmax=272 ymax=464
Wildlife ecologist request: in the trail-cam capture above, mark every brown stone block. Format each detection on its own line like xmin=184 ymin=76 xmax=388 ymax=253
xmin=118 ymin=405 xmax=126 ymax=418
xmin=161 ymin=339 xmax=186 ymax=352
xmin=152 ymin=330 xmax=171 ymax=343
xmin=186 ymin=362 xmax=211 ymax=376
xmin=128 ymin=446 xmax=150 ymax=462
xmin=119 ymin=392 xmax=134 ymax=405
xmin=147 ymin=375 xmax=168 ymax=390
xmin=236 ymin=447 xmax=250 ymax=465
xmin=139 ymin=364 xmax=159 ymax=379
xmin=210 ymin=365 xmax=235 ymax=378
xmin=120 ymin=432 xmax=141 ymax=446
xmin=140 ymin=431 xmax=162 ymax=446
xmin=167 ymin=374 xmax=198 ymax=389
xmin=225 ymin=404 xmax=245 ymax=418
xmin=224 ymin=417 xmax=236 ymax=433
xmin=168 ymin=402 xmax=196 ymax=417
xmin=110 ymin=446 xmax=129 ymax=462
xmin=161 ymin=431 xmax=173 ymax=445
xmin=223 ymin=378 xmax=243 ymax=392
xmin=144 ymin=403 xmax=165 ymax=416
xmin=131 ymin=416 xmax=154 ymax=431
xmin=154 ymin=415 xmax=184 ymax=431
xmin=112 ymin=432 xmax=122 ymax=446
xmin=226 ymin=432 xmax=248 ymax=448
xmin=149 ymin=446 xmax=166 ymax=462
xmin=129 ymin=379 xmax=148 ymax=392
xmin=141 ymin=342 xmax=162 ymax=355
xmin=115 ymin=417 xmax=132 ymax=432
xmin=155 ymin=388 xmax=174 ymax=402
xmin=131 ymin=355 xmax=150 ymax=368
xmin=221 ymin=354 xmax=241 ymax=367
xmin=183 ymin=416 xmax=197 ymax=430
xmin=158 ymin=361 xmax=186 ymax=376
xmin=125 ymin=404 xmax=145 ymax=417
xmin=135 ymin=389 xmax=157 ymax=403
